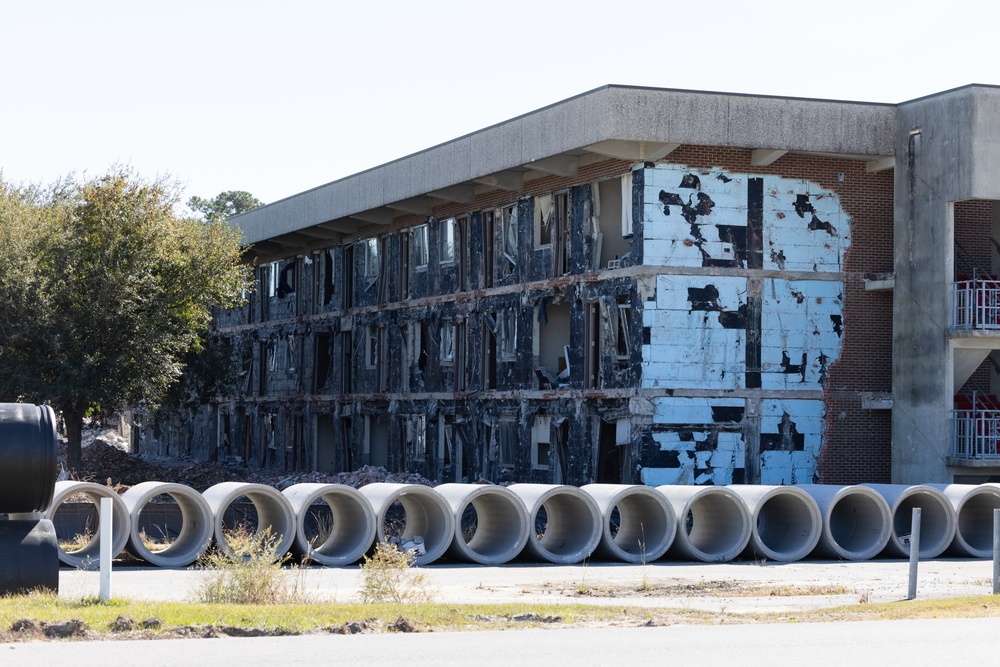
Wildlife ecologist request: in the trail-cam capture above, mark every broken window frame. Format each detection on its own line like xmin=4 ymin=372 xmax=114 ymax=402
xmin=501 ymin=204 xmax=518 ymax=267
xmin=413 ymin=224 xmax=429 ymax=270
xmin=268 ymin=261 xmax=281 ymax=297
xmin=440 ymin=319 xmax=455 ymax=365
xmin=285 ymin=334 xmax=297 ymax=374
xmin=439 ymin=218 xmax=455 ymax=265
xmin=278 ymin=260 xmax=296 ymax=297
xmin=496 ymin=418 xmax=516 ymax=467
xmin=614 ymin=295 xmax=632 ymax=361
xmin=267 ymin=339 xmax=277 ymax=373
xmin=500 ymin=309 xmax=517 ymax=361
xmin=534 ymin=194 xmax=553 ymax=248
xmin=407 ymin=414 xmax=427 ymax=462
xmin=362 ymin=237 xmax=379 ymax=282
xmin=366 ymin=325 xmax=378 ymax=370
xmin=532 ymin=415 xmax=551 ymax=470
xmin=555 ymin=192 xmax=570 ymax=275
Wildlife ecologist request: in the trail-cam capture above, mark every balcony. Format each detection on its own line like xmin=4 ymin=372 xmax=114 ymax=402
xmin=952 ymin=275 xmax=1000 ymax=330
xmin=952 ymin=393 xmax=1000 ymax=460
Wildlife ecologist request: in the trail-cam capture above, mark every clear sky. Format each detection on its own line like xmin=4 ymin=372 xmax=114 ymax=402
xmin=2 ymin=1 xmax=996 ymax=209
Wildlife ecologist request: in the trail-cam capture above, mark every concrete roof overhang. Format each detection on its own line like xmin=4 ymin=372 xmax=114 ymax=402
xmin=233 ymin=85 xmax=897 ymax=250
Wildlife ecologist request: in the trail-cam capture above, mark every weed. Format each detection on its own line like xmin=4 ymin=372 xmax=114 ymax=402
xmin=139 ymin=527 xmax=173 ymax=553
xmin=357 ymin=542 xmax=433 ymax=604
xmin=858 ymin=590 xmax=871 ymax=604
xmin=191 ymin=525 xmax=307 ymax=605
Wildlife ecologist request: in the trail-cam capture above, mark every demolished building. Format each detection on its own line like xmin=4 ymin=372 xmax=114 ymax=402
xmin=139 ymin=83 xmax=1000 ymax=486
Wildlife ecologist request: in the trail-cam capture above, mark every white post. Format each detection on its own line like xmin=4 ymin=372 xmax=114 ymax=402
xmin=993 ymin=509 xmax=1000 ymax=595
xmin=907 ymin=507 xmax=921 ymax=601
xmin=99 ymin=497 xmax=112 ymax=602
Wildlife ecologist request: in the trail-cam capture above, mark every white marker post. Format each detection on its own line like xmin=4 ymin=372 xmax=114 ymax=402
xmin=907 ymin=507 xmax=921 ymax=601
xmin=99 ymin=496 xmax=112 ymax=602
xmin=993 ymin=509 xmax=1000 ymax=595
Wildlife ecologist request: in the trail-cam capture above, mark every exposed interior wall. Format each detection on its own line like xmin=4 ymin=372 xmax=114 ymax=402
xmin=638 ymin=163 xmax=849 ymax=485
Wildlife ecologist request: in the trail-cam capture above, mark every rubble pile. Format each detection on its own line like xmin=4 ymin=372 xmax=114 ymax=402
xmin=65 ymin=430 xmax=434 ymax=492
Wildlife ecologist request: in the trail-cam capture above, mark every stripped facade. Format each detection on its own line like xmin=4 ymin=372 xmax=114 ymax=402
xmin=139 ymin=84 xmax=1000 ymax=485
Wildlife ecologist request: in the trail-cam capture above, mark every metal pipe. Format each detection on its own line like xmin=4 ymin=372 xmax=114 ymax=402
xmin=282 ymin=483 xmax=376 ymax=567
xmin=507 ymin=484 xmax=602 ymax=564
xmin=797 ymin=484 xmax=892 ymax=561
xmin=435 ymin=483 xmax=530 ymax=565
xmin=728 ymin=485 xmax=822 ymax=562
xmin=581 ymin=484 xmax=676 ymax=563
xmin=863 ymin=484 xmax=955 ymax=558
xmin=121 ymin=481 xmax=214 ymax=568
xmin=656 ymin=485 xmax=752 ymax=563
xmin=358 ymin=483 xmax=454 ymax=566
xmin=201 ymin=482 xmax=296 ymax=561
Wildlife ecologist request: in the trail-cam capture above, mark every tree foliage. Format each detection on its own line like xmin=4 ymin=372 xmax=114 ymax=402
xmin=0 ymin=169 xmax=253 ymax=470
xmin=187 ymin=190 xmax=263 ymax=222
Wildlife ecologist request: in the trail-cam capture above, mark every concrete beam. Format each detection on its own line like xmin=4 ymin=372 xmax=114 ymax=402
xmin=350 ymin=209 xmax=397 ymax=226
xmin=428 ymin=185 xmax=477 ymax=203
xmin=524 ymin=155 xmax=579 ymax=177
xmin=298 ymin=226 xmax=343 ymax=240
xmin=866 ymin=156 xmax=896 ymax=173
xmin=751 ymin=149 xmax=788 ymax=166
xmin=474 ymin=171 xmax=524 ymax=191
xmin=270 ymin=232 xmax=314 ymax=248
xmin=319 ymin=219 xmax=359 ymax=234
xmin=387 ymin=197 xmax=436 ymax=216
xmin=585 ymin=140 xmax=680 ymax=162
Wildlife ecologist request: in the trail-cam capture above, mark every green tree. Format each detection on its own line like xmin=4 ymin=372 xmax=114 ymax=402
xmin=0 ymin=169 xmax=253 ymax=471
xmin=187 ymin=190 xmax=263 ymax=222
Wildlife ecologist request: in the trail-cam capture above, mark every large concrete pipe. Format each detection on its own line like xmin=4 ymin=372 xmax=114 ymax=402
xmin=863 ymin=484 xmax=956 ymax=559
xmin=121 ymin=482 xmax=214 ymax=568
xmin=0 ymin=519 xmax=59 ymax=594
xmin=282 ymin=483 xmax=376 ymax=566
xmin=581 ymin=484 xmax=676 ymax=563
xmin=728 ymin=485 xmax=822 ymax=562
xmin=44 ymin=480 xmax=129 ymax=569
xmin=435 ymin=483 xmax=530 ymax=565
xmin=656 ymin=485 xmax=752 ymax=563
xmin=358 ymin=483 xmax=454 ymax=566
xmin=0 ymin=403 xmax=57 ymax=514
xmin=201 ymin=482 xmax=295 ymax=561
xmin=507 ymin=484 xmax=602 ymax=564
xmin=797 ymin=484 xmax=892 ymax=560
xmin=933 ymin=484 xmax=1000 ymax=557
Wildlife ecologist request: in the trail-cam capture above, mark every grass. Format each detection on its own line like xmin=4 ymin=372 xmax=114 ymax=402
xmin=4 ymin=593 xmax=1000 ymax=641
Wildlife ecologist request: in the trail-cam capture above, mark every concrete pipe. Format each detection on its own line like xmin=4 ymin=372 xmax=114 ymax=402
xmin=656 ymin=485 xmax=752 ymax=563
xmin=507 ymin=484 xmax=602 ymax=564
xmin=201 ymin=482 xmax=295 ymax=561
xmin=728 ymin=485 xmax=822 ymax=562
xmin=435 ymin=483 xmax=530 ymax=565
xmin=0 ymin=403 xmax=58 ymax=514
xmin=933 ymin=484 xmax=1000 ymax=557
xmin=580 ymin=484 xmax=676 ymax=563
xmin=358 ymin=483 xmax=454 ymax=566
xmin=797 ymin=485 xmax=892 ymax=561
xmin=863 ymin=484 xmax=956 ymax=559
xmin=44 ymin=480 xmax=129 ymax=569
xmin=282 ymin=483 xmax=376 ymax=566
xmin=121 ymin=482 xmax=214 ymax=568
